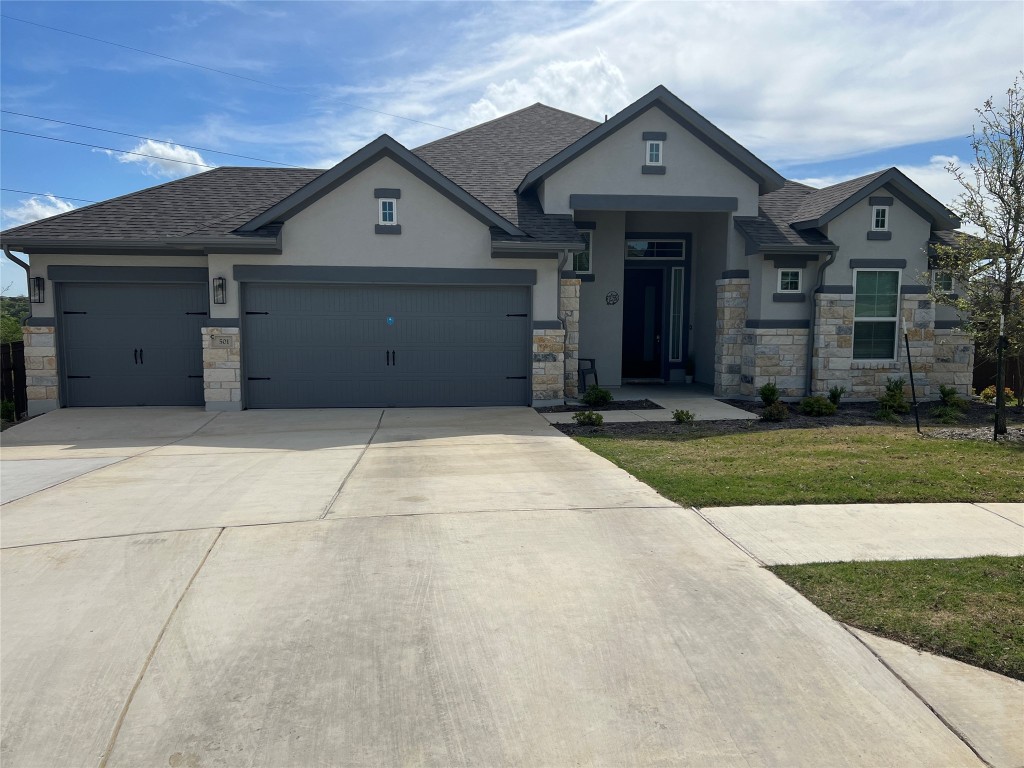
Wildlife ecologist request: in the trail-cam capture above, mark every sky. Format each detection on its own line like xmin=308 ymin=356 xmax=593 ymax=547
xmin=1 ymin=0 xmax=1022 ymax=293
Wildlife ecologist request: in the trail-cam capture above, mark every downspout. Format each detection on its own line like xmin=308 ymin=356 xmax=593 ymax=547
xmin=557 ymin=248 xmax=570 ymax=332
xmin=806 ymin=248 xmax=838 ymax=396
xmin=3 ymin=247 xmax=31 ymax=303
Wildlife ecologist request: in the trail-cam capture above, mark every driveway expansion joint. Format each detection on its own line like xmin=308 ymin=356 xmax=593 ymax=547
xmin=972 ymin=502 xmax=1024 ymax=529
xmin=841 ymin=624 xmax=995 ymax=768
xmin=690 ymin=506 xmax=768 ymax=567
xmin=319 ymin=409 xmax=384 ymax=519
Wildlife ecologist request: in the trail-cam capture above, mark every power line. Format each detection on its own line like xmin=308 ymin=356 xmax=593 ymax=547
xmin=2 ymin=129 xmax=218 ymax=169
xmin=1 ymin=188 xmax=98 ymax=203
xmin=1 ymin=14 xmax=456 ymax=132
xmin=2 ymin=110 xmax=301 ymax=167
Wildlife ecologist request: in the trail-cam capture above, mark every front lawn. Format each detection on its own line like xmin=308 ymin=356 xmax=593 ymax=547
xmin=577 ymin=426 xmax=1022 ymax=506
xmin=771 ymin=556 xmax=1024 ymax=680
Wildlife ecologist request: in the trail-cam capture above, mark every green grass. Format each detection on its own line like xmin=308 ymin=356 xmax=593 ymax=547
xmin=577 ymin=426 xmax=1022 ymax=506
xmin=771 ymin=557 xmax=1024 ymax=679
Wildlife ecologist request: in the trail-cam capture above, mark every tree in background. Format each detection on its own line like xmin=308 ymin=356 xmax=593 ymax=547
xmin=931 ymin=74 xmax=1024 ymax=434
xmin=0 ymin=292 xmax=29 ymax=344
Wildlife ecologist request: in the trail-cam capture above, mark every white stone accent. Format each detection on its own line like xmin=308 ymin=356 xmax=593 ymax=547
xmin=201 ymin=327 xmax=242 ymax=410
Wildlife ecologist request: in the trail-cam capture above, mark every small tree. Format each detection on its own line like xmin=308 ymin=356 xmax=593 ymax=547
xmin=931 ymin=74 xmax=1024 ymax=434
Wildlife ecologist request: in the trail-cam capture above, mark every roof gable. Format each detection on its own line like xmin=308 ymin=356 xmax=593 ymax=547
xmin=239 ymin=135 xmax=525 ymax=237
xmin=518 ymin=85 xmax=785 ymax=196
xmin=790 ymin=167 xmax=959 ymax=231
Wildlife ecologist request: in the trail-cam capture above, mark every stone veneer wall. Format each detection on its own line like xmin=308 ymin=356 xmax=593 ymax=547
xmin=23 ymin=325 xmax=59 ymax=415
xmin=931 ymin=327 xmax=974 ymax=395
xmin=714 ymin=277 xmax=749 ymax=396
xmin=559 ymin=277 xmax=581 ymax=398
xmin=201 ymin=327 xmax=242 ymax=410
xmin=532 ymin=328 xmax=565 ymax=403
xmin=740 ymin=328 xmax=809 ymax=398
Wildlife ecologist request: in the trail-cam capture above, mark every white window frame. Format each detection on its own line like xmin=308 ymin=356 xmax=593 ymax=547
xmin=646 ymin=140 xmax=663 ymax=166
xmin=932 ymin=270 xmax=954 ymax=294
xmin=378 ymin=198 xmax=397 ymax=225
xmin=777 ymin=268 xmax=802 ymax=293
xmin=852 ymin=268 xmax=902 ymax=361
xmin=669 ymin=266 xmax=685 ymax=362
xmin=574 ymin=230 xmax=593 ymax=274
xmin=871 ymin=205 xmax=889 ymax=231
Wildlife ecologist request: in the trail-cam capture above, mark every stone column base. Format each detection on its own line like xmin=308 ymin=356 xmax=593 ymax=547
xmin=23 ymin=325 xmax=59 ymax=415
xmin=202 ymin=327 xmax=243 ymax=411
xmin=559 ymin=278 xmax=581 ymax=398
xmin=532 ymin=328 xmax=565 ymax=404
xmin=714 ymin=278 xmax=749 ymax=396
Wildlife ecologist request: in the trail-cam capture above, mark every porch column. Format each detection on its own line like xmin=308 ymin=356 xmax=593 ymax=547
xmin=201 ymin=326 xmax=243 ymax=411
xmin=714 ymin=274 xmax=749 ymax=396
xmin=559 ymin=275 xmax=582 ymax=398
xmin=23 ymin=325 xmax=59 ymax=416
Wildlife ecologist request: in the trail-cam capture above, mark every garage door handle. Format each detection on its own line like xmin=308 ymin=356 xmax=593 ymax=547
xmin=134 ymin=349 xmax=138 ymax=365
xmin=392 ymin=349 xmax=396 ymax=366
xmin=386 ymin=350 xmax=390 ymax=366
xmin=248 ymin=377 xmax=271 ymax=381
xmin=139 ymin=349 xmax=144 ymax=364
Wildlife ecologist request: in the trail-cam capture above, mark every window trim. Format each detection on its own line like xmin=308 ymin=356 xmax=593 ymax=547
xmin=378 ymin=198 xmax=397 ymax=225
xmin=669 ymin=266 xmax=685 ymax=363
xmin=932 ymin=270 xmax=954 ymax=294
xmin=574 ymin=230 xmax=593 ymax=274
xmin=646 ymin=140 xmax=663 ymax=166
xmin=777 ymin=268 xmax=802 ymax=293
xmin=853 ymin=268 xmax=902 ymax=361
xmin=624 ymin=238 xmax=686 ymax=260
xmin=871 ymin=205 xmax=889 ymax=231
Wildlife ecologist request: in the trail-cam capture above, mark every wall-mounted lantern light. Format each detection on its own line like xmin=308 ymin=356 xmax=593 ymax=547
xmin=30 ymin=276 xmax=45 ymax=304
xmin=212 ymin=277 xmax=227 ymax=305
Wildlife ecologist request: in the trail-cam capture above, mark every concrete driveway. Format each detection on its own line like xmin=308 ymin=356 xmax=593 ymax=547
xmin=1 ymin=408 xmax=983 ymax=766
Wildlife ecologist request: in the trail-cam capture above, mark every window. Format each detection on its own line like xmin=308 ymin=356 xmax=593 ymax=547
xmin=872 ymin=206 xmax=889 ymax=231
xmin=378 ymin=198 xmax=397 ymax=225
xmin=778 ymin=269 xmax=802 ymax=292
xmin=853 ymin=270 xmax=900 ymax=359
xmin=646 ymin=140 xmax=663 ymax=166
xmin=933 ymin=270 xmax=954 ymax=293
xmin=625 ymin=239 xmax=685 ymax=259
xmin=574 ymin=231 xmax=592 ymax=274
xmin=669 ymin=267 xmax=684 ymax=362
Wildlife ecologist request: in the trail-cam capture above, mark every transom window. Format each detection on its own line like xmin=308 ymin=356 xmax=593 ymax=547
xmin=574 ymin=231 xmax=593 ymax=274
xmin=872 ymin=206 xmax=889 ymax=231
xmin=933 ymin=270 xmax=954 ymax=293
xmin=378 ymin=198 xmax=397 ymax=225
xmin=625 ymin=239 xmax=684 ymax=259
xmin=853 ymin=269 xmax=901 ymax=360
xmin=646 ymin=140 xmax=663 ymax=166
xmin=778 ymin=269 xmax=802 ymax=292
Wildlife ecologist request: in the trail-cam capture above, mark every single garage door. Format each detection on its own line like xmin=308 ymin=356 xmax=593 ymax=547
xmin=242 ymin=283 xmax=531 ymax=407
xmin=58 ymin=283 xmax=208 ymax=406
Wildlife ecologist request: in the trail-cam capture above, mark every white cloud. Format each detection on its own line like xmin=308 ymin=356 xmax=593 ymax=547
xmin=794 ymin=155 xmax=962 ymax=207
xmin=105 ymin=139 xmax=213 ymax=178
xmin=1 ymin=195 xmax=75 ymax=229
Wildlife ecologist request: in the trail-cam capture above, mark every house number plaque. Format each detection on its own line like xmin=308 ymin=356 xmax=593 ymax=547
xmin=211 ymin=334 xmax=235 ymax=347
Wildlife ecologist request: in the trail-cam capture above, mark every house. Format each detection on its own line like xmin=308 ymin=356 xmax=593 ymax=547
xmin=1 ymin=85 xmax=972 ymax=415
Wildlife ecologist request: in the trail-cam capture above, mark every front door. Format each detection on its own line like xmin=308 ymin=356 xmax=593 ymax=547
xmin=622 ymin=269 xmax=664 ymax=379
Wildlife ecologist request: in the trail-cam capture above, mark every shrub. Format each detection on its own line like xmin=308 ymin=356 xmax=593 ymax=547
xmin=761 ymin=401 xmax=789 ymax=422
xmin=938 ymin=384 xmax=970 ymax=412
xmin=799 ymin=395 xmax=837 ymax=416
xmin=0 ymin=399 xmax=14 ymax=422
xmin=572 ymin=410 xmax=604 ymax=427
xmin=932 ymin=404 xmax=965 ymax=425
xmin=672 ymin=409 xmax=695 ymax=424
xmin=828 ymin=385 xmax=846 ymax=407
xmin=876 ymin=376 xmax=910 ymax=422
xmin=978 ymin=385 xmax=1017 ymax=405
xmin=579 ymin=385 xmax=613 ymax=408
xmin=758 ymin=381 xmax=780 ymax=406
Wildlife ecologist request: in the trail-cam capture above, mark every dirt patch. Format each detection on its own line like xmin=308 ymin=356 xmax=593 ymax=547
xmin=536 ymin=399 xmax=661 ymax=413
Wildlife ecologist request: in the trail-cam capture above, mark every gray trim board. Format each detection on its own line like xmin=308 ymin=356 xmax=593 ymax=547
xmin=23 ymin=316 xmax=55 ymax=327
xmin=626 ymin=232 xmax=690 ymax=240
xmin=233 ymin=265 xmax=538 ymax=286
xmin=375 ymin=224 xmax=402 ymax=235
xmin=721 ymin=269 xmax=749 ymax=279
xmin=239 ymin=135 xmax=525 ymax=237
xmin=866 ymin=231 xmax=892 ymax=241
xmin=578 ymin=273 xmax=596 ymax=282
xmin=374 ymin=188 xmax=401 ymax=199
xmin=575 ymin=221 xmax=597 ymax=230
xmin=849 ymin=258 xmax=907 ymax=269
xmin=532 ymin=320 xmax=562 ymax=330
xmin=773 ymin=293 xmax=806 ymax=303
xmin=518 ymin=86 xmax=785 ymax=195
xmin=493 ymin=250 xmax=559 ymax=260
xmin=745 ymin=319 xmax=810 ymax=329
xmin=766 ymin=254 xmax=820 ymax=268
xmin=205 ymin=318 xmax=240 ymax=327
xmin=869 ymin=196 xmax=894 ymax=206
xmin=491 ymin=240 xmax=582 ymax=252
xmin=569 ymin=194 xmax=738 ymax=212
xmin=642 ymin=131 xmax=667 ymax=141
xmin=48 ymin=266 xmax=209 ymax=283
xmin=817 ymin=284 xmax=854 ymax=294
xmin=9 ymin=240 xmax=281 ymax=257
xmin=934 ymin=319 xmax=964 ymax=330
xmin=900 ymin=285 xmax=930 ymax=295
xmin=641 ymin=165 xmax=667 ymax=175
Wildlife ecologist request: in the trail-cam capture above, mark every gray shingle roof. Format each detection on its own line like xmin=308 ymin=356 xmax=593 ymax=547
xmin=790 ymin=169 xmax=888 ymax=225
xmin=734 ymin=181 xmax=837 ymax=251
xmin=414 ymin=103 xmax=599 ymax=243
xmin=1 ymin=167 xmax=323 ymax=245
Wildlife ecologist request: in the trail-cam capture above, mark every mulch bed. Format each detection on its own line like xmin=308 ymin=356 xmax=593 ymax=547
xmin=552 ymin=399 xmax=1024 ymax=443
xmin=536 ymin=399 xmax=661 ymax=413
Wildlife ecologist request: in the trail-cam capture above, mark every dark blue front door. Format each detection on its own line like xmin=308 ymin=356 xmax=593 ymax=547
xmin=622 ymin=269 xmax=664 ymax=379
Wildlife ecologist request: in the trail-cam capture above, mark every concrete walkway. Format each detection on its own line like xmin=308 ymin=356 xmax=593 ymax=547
xmin=542 ymin=383 xmax=756 ymax=423
xmin=0 ymin=408 xmax=1002 ymax=766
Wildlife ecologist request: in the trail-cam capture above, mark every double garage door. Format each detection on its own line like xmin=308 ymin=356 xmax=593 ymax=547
xmin=242 ymin=283 xmax=531 ymax=408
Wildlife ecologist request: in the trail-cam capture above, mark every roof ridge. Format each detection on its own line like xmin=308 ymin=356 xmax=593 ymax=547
xmin=413 ymin=102 xmax=596 ymax=152
xmin=813 ymin=167 xmax=890 ymax=194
